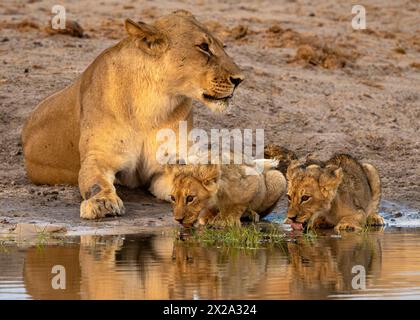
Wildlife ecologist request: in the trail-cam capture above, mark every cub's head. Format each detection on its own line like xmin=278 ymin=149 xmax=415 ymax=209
xmin=125 ymin=10 xmax=244 ymax=112
xmin=285 ymin=160 xmax=343 ymax=229
xmin=169 ymin=164 xmax=220 ymax=227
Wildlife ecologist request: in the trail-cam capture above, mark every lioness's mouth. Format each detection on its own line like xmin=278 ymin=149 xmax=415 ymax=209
xmin=202 ymin=93 xmax=233 ymax=101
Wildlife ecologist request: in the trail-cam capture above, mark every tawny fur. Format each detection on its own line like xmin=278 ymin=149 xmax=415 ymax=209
xmin=21 ymin=10 xmax=244 ymax=219
xmin=168 ymin=160 xmax=286 ymax=227
xmin=264 ymin=144 xmax=297 ymax=175
xmin=285 ymin=154 xmax=384 ymax=232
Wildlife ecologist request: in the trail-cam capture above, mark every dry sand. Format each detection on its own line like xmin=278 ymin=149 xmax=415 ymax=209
xmin=0 ymin=0 xmax=419 ymax=234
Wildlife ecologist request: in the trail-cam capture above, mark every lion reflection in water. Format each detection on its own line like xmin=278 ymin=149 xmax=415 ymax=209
xmin=22 ymin=232 xmax=382 ymax=299
xmin=286 ymin=232 xmax=382 ymax=297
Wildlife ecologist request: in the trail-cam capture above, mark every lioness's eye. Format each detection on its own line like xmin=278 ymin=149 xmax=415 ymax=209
xmin=170 ymin=195 xmax=175 ymax=202
xmin=197 ymin=42 xmax=210 ymax=54
xmin=287 ymin=194 xmax=291 ymax=201
xmin=186 ymin=195 xmax=195 ymax=203
xmin=301 ymin=195 xmax=311 ymax=203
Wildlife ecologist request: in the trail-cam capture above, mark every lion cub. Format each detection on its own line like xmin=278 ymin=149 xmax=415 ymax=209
xmin=168 ymin=161 xmax=286 ymax=227
xmin=285 ymin=154 xmax=384 ymax=232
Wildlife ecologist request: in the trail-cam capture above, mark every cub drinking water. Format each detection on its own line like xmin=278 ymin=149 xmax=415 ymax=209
xmin=285 ymin=154 xmax=384 ymax=232
xmin=168 ymin=161 xmax=286 ymax=227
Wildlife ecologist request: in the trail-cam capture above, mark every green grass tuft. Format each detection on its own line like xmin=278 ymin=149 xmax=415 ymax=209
xmin=178 ymin=224 xmax=287 ymax=249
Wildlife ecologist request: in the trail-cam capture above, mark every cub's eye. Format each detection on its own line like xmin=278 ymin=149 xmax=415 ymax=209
xmin=186 ymin=195 xmax=195 ymax=203
xmin=301 ymin=195 xmax=311 ymax=203
xmin=197 ymin=42 xmax=210 ymax=54
xmin=287 ymin=194 xmax=291 ymax=201
xmin=170 ymin=195 xmax=175 ymax=202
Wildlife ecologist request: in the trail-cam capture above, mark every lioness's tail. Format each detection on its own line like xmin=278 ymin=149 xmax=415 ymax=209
xmin=362 ymin=163 xmax=381 ymax=216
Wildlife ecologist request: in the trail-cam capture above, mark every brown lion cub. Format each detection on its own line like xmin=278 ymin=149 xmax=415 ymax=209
xmin=168 ymin=161 xmax=286 ymax=227
xmin=285 ymin=154 xmax=384 ymax=232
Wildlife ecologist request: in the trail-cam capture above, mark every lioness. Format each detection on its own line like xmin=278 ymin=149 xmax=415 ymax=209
xmin=285 ymin=154 xmax=385 ymax=232
xmin=168 ymin=161 xmax=286 ymax=227
xmin=22 ymin=10 xmax=244 ymax=219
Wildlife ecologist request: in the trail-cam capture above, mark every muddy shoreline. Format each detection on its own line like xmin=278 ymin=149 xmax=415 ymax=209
xmin=0 ymin=0 xmax=419 ymax=235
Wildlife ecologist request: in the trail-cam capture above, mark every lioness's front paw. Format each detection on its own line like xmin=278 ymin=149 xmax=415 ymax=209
xmin=80 ymin=193 xmax=125 ymax=220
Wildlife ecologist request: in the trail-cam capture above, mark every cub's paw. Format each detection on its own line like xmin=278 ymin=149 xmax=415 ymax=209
xmin=367 ymin=214 xmax=385 ymax=226
xmin=242 ymin=209 xmax=260 ymax=223
xmin=311 ymin=216 xmax=334 ymax=229
xmin=198 ymin=209 xmax=217 ymax=226
xmin=249 ymin=210 xmax=260 ymax=223
xmin=334 ymin=222 xmax=362 ymax=233
xmin=209 ymin=216 xmax=241 ymax=228
xmin=80 ymin=192 xmax=125 ymax=220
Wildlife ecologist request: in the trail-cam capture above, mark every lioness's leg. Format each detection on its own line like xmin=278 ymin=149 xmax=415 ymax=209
xmin=79 ymin=154 xmax=125 ymax=220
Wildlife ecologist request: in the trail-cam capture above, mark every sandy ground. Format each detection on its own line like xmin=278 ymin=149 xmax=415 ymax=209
xmin=0 ymin=0 xmax=419 ymax=235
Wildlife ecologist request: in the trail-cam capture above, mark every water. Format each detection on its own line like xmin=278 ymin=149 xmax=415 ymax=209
xmin=1 ymin=222 xmax=420 ymax=299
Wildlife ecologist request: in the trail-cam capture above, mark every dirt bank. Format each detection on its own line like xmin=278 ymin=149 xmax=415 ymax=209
xmin=0 ymin=0 xmax=419 ymax=234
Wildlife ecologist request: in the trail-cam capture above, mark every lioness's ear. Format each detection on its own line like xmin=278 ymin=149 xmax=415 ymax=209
xmin=319 ymin=165 xmax=343 ymax=197
xmin=125 ymin=19 xmax=168 ymax=56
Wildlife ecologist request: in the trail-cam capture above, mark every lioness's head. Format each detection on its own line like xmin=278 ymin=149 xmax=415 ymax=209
xmin=169 ymin=164 xmax=219 ymax=227
xmin=285 ymin=160 xmax=343 ymax=229
xmin=125 ymin=10 xmax=244 ymax=112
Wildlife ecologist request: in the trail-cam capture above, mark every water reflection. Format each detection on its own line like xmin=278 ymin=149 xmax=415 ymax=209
xmin=287 ymin=232 xmax=382 ymax=298
xmin=2 ymin=229 xmax=420 ymax=299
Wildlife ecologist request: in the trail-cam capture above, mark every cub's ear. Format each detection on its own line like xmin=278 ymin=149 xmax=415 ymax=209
xmin=286 ymin=159 xmax=300 ymax=181
xmin=319 ymin=165 xmax=343 ymax=198
xmin=164 ymin=164 xmax=176 ymax=175
xmin=202 ymin=177 xmax=218 ymax=193
xmin=199 ymin=164 xmax=220 ymax=193
xmin=125 ymin=19 xmax=169 ymax=56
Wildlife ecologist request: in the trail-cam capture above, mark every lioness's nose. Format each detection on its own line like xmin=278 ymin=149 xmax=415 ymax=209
xmin=229 ymin=75 xmax=244 ymax=88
